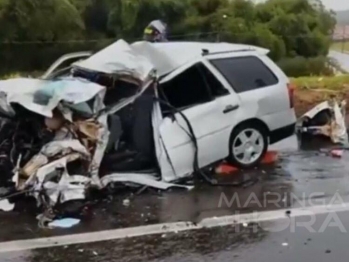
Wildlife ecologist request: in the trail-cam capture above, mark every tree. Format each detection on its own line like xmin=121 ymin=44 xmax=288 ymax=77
xmin=107 ymin=0 xmax=189 ymax=40
xmin=0 ymin=0 xmax=84 ymax=42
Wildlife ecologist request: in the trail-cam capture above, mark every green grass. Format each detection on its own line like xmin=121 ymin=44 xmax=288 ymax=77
xmin=331 ymin=41 xmax=349 ymax=52
xmin=291 ymin=74 xmax=349 ymax=90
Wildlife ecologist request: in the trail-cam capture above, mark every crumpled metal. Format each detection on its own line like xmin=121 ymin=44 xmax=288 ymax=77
xmin=298 ymin=99 xmax=348 ymax=145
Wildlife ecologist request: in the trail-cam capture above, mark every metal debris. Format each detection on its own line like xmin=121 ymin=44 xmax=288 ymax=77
xmin=0 ymin=39 xmax=196 ymax=221
xmin=297 ymin=98 xmax=348 ymax=145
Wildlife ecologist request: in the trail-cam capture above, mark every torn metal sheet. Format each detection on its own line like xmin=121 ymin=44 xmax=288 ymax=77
xmin=30 ymin=154 xmax=89 ymax=206
xmin=297 ymin=99 xmax=348 ymax=145
xmin=73 ymin=40 xmax=154 ymax=82
xmin=0 ymin=39 xmax=223 ymax=220
xmin=0 ymin=78 xmax=104 ymax=117
xmin=100 ymin=173 xmax=193 ymax=191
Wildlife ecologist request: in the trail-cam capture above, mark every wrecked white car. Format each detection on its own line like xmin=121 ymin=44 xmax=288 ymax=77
xmin=0 ymin=40 xmax=296 ymax=218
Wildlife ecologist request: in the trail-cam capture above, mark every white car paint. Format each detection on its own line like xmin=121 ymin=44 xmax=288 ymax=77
xmin=154 ymin=43 xmax=296 ymax=181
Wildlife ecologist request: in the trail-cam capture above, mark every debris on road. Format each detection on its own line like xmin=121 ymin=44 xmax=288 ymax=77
xmin=123 ymin=199 xmax=130 ymax=207
xmin=297 ymin=98 xmax=348 ymax=145
xmin=0 ymin=199 xmax=14 ymax=212
xmin=330 ymin=149 xmax=344 ymax=158
xmin=215 ymin=163 xmax=239 ymax=175
xmin=48 ymin=218 xmax=81 ymax=229
xmin=261 ymin=151 xmax=279 ymax=165
xmin=215 ymin=151 xmax=280 ymax=175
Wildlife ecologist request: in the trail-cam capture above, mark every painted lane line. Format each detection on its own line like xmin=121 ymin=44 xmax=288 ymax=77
xmin=1 ymin=202 xmax=349 ymax=253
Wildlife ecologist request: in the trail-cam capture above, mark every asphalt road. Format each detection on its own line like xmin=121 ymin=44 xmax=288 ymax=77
xmin=329 ymin=50 xmax=349 ymax=72
xmin=3 ymin=211 xmax=349 ymax=262
xmin=1 ymin=136 xmax=349 ymax=261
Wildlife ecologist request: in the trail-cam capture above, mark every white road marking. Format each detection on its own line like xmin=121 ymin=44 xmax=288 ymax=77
xmin=1 ymin=202 xmax=349 ymax=253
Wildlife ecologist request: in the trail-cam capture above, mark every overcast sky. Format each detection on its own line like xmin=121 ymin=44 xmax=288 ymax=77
xmin=253 ymin=0 xmax=349 ymax=11
xmin=318 ymin=0 xmax=349 ymax=11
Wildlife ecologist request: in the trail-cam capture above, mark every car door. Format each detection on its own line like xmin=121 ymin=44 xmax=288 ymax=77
xmin=157 ymin=59 xmax=241 ymax=182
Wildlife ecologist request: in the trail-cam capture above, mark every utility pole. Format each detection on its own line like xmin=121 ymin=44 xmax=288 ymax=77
xmin=342 ymin=25 xmax=346 ymax=53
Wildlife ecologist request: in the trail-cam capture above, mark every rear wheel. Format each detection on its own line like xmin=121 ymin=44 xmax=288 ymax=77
xmin=228 ymin=124 xmax=268 ymax=168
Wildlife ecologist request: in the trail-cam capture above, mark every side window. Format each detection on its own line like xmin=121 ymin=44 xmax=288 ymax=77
xmin=159 ymin=64 xmax=212 ymax=112
xmin=210 ymin=56 xmax=278 ymax=93
xmin=196 ymin=63 xmax=229 ymax=97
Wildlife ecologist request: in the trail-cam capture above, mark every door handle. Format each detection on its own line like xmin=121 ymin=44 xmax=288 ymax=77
xmin=223 ymin=104 xmax=239 ymax=114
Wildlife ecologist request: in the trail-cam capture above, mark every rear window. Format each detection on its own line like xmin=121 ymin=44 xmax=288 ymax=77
xmin=210 ymin=56 xmax=278 ymax=93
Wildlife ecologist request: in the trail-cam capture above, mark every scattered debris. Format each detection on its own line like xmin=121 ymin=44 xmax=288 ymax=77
xmin=282 ymin=242 xmax=289 ymax=247
xmin=92 ymin=251 xmax=98 ymax=256
xmin=297 ymin=99 xmax=348 ymax=145
xmin=123 ymin=199 xmax=130 ymax=207
xmin=285 ymin=210 xmax=291 ymax=216
xmin=48 ymin=218 xmax=81 ymax=229
xmin=261 ymin=151 xmax=279 ymax=165
xmin=216 ymin=151 xmax=280 ymax=176
xmin=331 ymin=149 xmax=343 ymax=158
xmin=325 ymin=249 xmax=332 ymax=254
xmin=0 ymin=199 xmax=14 ymax=212
xmin=242 ymin=222 xmax=248 ymax=228
xmin=215 ymin=163 xmax=239 ymax=175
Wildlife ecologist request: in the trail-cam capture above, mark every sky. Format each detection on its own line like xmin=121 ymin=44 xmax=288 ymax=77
xmin=319 ymin=0 xmax=349 ymax=11
xmin=253 ymin=0 xmax=349 ymax=11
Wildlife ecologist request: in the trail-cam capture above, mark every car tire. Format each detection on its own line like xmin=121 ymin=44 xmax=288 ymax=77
xmin=228 ymin=123 xmax=268 ymax=168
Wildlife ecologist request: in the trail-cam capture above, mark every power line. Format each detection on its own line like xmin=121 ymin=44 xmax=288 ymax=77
xmin=0 ymin=31 xmax=338 ymax=45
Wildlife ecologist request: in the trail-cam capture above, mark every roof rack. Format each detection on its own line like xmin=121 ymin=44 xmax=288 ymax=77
xmin=202 ymin=48 xmax=256 ymax=56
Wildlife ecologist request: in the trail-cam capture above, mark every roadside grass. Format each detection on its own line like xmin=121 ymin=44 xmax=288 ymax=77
xmin=331 ymin=41 xmax=349 ymax=52
xmin=291 ymin=74 xmax=349 ymax=90
xmin=291 ymin=74 xmax=349 ymax=116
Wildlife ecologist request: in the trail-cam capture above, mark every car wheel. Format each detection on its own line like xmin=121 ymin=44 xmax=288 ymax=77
xmin=228 ymin=124 xmax=268 ymax=168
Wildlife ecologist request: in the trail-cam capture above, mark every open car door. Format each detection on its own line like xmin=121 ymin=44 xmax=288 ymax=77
xmin=156 ymin=59 xmax=240 ymax=182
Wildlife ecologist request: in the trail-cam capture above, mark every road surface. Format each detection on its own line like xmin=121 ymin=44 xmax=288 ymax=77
xmin=1 ymin=136 xmax=349 ymax=261
xmin=329 ymin=50 xmax=349 ymax=72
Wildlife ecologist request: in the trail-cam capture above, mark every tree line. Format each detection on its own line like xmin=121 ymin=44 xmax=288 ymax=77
xmin=0 ymin=0 xmax=337 ymax=76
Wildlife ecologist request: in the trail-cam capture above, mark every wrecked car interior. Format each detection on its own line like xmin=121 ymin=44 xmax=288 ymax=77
xmin=0 ymin=40 xmax=204 ymax=221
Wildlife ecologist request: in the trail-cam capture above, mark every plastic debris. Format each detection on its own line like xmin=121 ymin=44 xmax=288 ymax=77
xmin=48 ymin=218 xmax=81 ymax=229
xmin=123 ymin=199 xmax=130 ymax=207
xmin=215 ymin=163 xmax=239 ymax=175
xmin=282 ymin=242 xmax=289 ymax=247
xmin=331 ymin=149 xmax=343 ymax=158
xmin=261 ymin=151 xmax=279 ymax=165
xmin=0 ymin=199 xmax=15 ymax=212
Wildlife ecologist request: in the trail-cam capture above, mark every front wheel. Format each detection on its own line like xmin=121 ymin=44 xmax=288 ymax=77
xmin=228 ymin=124 xmax=268 ymax=168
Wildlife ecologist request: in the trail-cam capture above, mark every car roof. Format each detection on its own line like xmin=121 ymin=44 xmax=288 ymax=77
xmin=73 ymin=40 xmax=270 ymax=81
xmin=152 ymin=41 xmax=269 ymax=56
